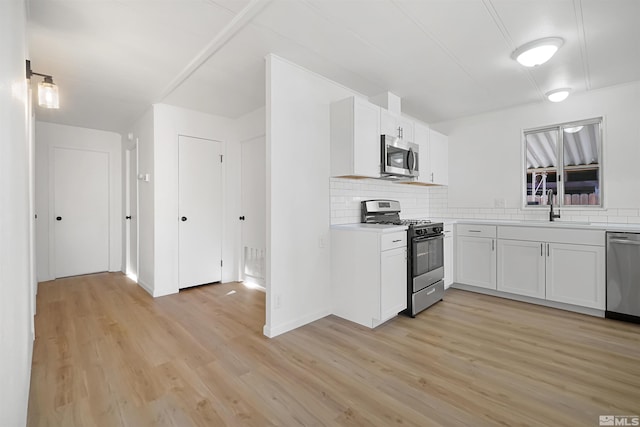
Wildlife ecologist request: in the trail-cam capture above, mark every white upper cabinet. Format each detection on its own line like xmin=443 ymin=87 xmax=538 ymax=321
xmin=330 ymin=97 xmax=381 ymax=178
xmin=429 ymin=129 xmax=449 ymax=186
xmin=380 ymin=109 xmax=414 ymax=142
xmin=414 ymin=122 xmax=449 ymax=186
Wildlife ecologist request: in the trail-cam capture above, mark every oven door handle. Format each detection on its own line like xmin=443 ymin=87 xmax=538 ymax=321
xmin=413 ymin=234 xmax=444 ymax=243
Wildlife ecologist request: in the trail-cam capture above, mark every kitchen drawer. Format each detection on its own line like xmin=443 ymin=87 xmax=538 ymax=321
xmin=381 ymin=231 xmax=407 ymax=251
xmin=457 ymin=224 xmax=497 ymax=238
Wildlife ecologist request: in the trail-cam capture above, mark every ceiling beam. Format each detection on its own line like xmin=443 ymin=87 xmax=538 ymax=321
xmin=573 ymin=0 xmax=592 ymax=90
xmin=157 ymin=0 xmax=273 ymax=103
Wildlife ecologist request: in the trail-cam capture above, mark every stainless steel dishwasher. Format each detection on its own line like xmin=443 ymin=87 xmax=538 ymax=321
xmin=606 ymin=232 xmax=640 ymax=323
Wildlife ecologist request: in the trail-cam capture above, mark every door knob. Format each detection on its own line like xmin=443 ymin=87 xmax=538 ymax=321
xmin=125 ymin=216 xmax=132 ymax=220
xmin=56 ymin=216 xmax=62 ymax=221
xmin=181 ymin=216 xmax=187 ymax=222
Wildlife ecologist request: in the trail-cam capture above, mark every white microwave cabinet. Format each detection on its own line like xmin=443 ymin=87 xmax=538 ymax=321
xmin=331 ymin=225 xmax=407 ymax=328
xmin=413 ymin=122 xmax=449 ymax=186
xmin=380 ymin=109 xmax=414 ymax=142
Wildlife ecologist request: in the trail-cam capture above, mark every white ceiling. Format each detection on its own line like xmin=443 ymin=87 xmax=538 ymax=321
xmin=26 ymin=0 xmax=640 ymax=133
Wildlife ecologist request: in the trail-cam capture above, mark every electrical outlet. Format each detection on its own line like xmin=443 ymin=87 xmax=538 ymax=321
xmin=318 ymin=237 xmax=325 ymax=248
xmin=494 ymin=198 xmax=506 ymax=208
xmin=274 ymin=294 xmax=281 ymax=309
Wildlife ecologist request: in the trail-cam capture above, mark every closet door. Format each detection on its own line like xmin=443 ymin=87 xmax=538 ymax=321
xmin=53 ymin=147 xmax=109 ymax=278
xmin=178 ymin=136 xmax=222 ymax=289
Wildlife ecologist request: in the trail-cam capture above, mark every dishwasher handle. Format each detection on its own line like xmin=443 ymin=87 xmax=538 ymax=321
xmin=609 ymin=238 xmax=640 ymax=246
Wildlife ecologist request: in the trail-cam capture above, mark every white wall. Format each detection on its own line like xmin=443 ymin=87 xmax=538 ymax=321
xmin=0 ymin=0 xmax=34 ymax=424
xmin=35 ymin=122 xmax=122 ymax=280
xmin=433 ymin=82 xmax=640 ymax=218
xmin=125 ymin=104 xmax=236 ymax=296
xmin=234 ymin=106 xmax=266 ymax=143
xmin=232 ymin=106 xmax=266 ymax=281
xmin=128 ymin=108 xmax=154 ymax=292
xmin=265 ymin=55 xmax=359 ymax=337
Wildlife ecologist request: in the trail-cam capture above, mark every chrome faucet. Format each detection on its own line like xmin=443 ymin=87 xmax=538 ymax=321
xmin=548 ymin=189 xmax=561 ymax=221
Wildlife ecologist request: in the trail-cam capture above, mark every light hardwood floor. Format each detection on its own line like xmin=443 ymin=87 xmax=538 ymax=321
xmin=28 ymin=273 xmax=640 ymax=426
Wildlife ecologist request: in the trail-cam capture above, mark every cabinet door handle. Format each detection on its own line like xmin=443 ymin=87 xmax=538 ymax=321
xmin=392 ymin=239 xmax=402 ymax=243
xmin=492 ymin=239 xmax=495 ymax=251
xmin=540 ymin=243 xmax=543 ymax=256
xmin=431 ymin=172 xmax=434 ymax=182
xmin=469 ymin=230 xmax=481 ymax=233
xmin=547 ymin=243 xmax=549 ymax=257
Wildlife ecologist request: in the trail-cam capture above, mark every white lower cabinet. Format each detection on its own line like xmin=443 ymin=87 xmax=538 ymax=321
xmin=456 ymin=224 xmax=606 ymax=312
xmin=331 ymin=227 xmax=407 ymax=328
xmin=546 ymin=243 xmax=605 ymax=309
xmin=494 ymin=226 xmax=605 ymax=310
xmin=497 ymin=240 xmax=546 ymax=298
xmin=456 ymin=224 xmax=497 ymax=289
xmin=443 ymin=224 xmax=453 ymax=288
xmin=497 ymin=240 xmax=605 ymax=308
xmin=380 ymin=246 xmax=408 ymax=320
xmin=456 ymin=235 xmax=496 ymax=289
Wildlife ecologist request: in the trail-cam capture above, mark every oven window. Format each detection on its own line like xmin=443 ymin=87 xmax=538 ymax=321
xmin=413 ymin=236 xmax=444 ymax=277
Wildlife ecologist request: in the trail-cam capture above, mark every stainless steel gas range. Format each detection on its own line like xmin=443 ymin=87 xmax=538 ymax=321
xmin=361 ymin=200 xmax=445 ymax=316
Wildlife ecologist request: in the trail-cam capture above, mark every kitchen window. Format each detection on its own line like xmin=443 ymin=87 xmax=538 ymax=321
xmin=523 ymin=117 xmax=602 ymax=208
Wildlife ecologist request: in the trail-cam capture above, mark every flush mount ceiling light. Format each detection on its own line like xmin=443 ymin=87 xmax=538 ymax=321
xmin=545 ymin=88 xmax=571 ymax=103
xmin=25 ymin=60 xmax=60 ymax=109
xmin=511 ymin=37 xmax=564 ymax=67
xmin=564 ymin=126 xmax=584 ymax=133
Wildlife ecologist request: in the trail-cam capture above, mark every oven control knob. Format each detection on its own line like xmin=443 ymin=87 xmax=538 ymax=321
xmin=434 ymin=227 xmax=442 ymax=234
xmin=416 ymin=229 xmax=424 ymax=236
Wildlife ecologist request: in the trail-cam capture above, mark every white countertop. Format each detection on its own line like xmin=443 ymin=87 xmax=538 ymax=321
xmin=331 ymin=223 xmax=408 ymax=233
xmin=445 ymin=218 xmax=640 ymax=233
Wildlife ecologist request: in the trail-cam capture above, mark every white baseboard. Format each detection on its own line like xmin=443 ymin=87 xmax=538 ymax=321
xmin=450 ymin=283 xmax=604 ymax=317
xmin=137 ymin=279 xmax=153 ymax=296
xmin=263 ymin=308 xmax=331 ymax=338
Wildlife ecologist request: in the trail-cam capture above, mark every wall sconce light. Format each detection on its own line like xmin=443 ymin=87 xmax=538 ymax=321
xmin=26 ymin=60 xmax=60 ymax=109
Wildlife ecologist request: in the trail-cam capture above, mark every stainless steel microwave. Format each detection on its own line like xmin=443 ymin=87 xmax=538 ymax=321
xmin=381 ymin=135 xmax=419 ymax=179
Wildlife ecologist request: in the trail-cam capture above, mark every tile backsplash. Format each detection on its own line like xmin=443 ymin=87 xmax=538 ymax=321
xmin=330 ymin=178 xmax=640 ymax=225
xmin=330 ymin=178 xmax=430 ymax=224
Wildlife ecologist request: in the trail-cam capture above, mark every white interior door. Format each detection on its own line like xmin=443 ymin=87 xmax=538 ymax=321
xmin=179 ymin=136 xmax=223 ymax=289
xmin=125 ymin=146 xmax=138 ymax=280
xmin=53 ymin=147 xmax=109 ymax=278
xmin=241 ymin=137 xmax=266 ymax=286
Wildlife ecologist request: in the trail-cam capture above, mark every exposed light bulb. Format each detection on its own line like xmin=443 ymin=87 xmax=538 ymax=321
xmin=38 ymin=80 xmax=59 ymax=109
